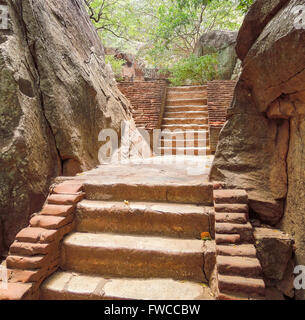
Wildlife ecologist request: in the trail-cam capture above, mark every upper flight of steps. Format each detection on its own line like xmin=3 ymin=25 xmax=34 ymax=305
xmin=160 ymin=85 xmax=211 ymax=156
xmin=40 ymin=178 xmax=215 ymax=300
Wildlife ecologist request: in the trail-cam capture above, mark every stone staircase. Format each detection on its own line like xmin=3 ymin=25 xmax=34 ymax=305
xmin=40 ymin=171 xmax=216 ymax=300
xmin=160 ymin=86 xmax=211 ymax=156
xmin=213 ymin=189 xmax=266 ymax=300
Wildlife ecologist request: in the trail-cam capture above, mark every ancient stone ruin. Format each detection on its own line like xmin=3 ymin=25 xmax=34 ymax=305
xmin=0 ymin=0 xmax=303 ymax=301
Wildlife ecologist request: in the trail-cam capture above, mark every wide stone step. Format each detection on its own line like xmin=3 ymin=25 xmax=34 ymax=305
xmin=167 ymin=86 xmax=207 ymax=93
xmin=164 ymin=111 xmax=208 ymax=118
xmin=41 ymin=272 xmax=214 ymax=300
xmin=218 ymin=274 xmax=265 ymax=296
xmin=160 ymin=147 xmax=211 ymax=156
xmin=163 ymin=118 xmax=208 ymax=125
xmin=217 ymin=256 xmax=262 ymax=277
xmin=162 ymin=124 xmax=208 ymax=131
xmin=166 ymin=98 xmax=207 ymax=107
xmin=167 ymin=91 xmax=207 ymax=100
xmin=60 ymin=232 xmax=206 ymax=282
xmin=161 ymin=139 xmax=209 ymax=148
xmin=83 ymin=180 xmax=213 ymax=205
xmin=216 ymin=244 xmax=257 ymax=258
xmin=158 ymin=130 xmax=209 ymax=140
xmin=76 ymin=200 xmax=212 ymax=239
xmin=165 ymin=105 xmax=208 ymax=112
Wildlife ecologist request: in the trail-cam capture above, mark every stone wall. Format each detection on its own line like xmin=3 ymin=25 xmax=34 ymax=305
xmin=207 ymin=80 xmax=237 ymax=153
xmin=118 ymin=80 xmax=168 ymax=132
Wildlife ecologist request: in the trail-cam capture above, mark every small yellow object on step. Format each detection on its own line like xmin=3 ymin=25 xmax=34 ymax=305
xmin=124 ymin=200 xmax=129 ymax=206
xmin=201 ymin=232 xmax=211 ymax=241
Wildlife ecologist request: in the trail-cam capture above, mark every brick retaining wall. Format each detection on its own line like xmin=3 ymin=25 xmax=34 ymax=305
xmin=207 ymin=80 xmax=237 ymax=153
xmin=118 ymin=80 xmax=168 ymax=132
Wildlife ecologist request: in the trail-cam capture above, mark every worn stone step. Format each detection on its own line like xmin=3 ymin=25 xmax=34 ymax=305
xmin=164 ymin=111 xmax=208 ymax=118
xmin=166 ymin=98 xmax=207 ymax=107
xmin=217 ymin=292 xmax=265 ymax=300
xmin=161 ymin=139 xmax=209 ymax=148
xmin=215 ymin=212 xmax=248 ymax=224
xmin=161 ymin=124 xmax=209 ymax=131
xmin=41 ymin=272 xmax=214 ymax=300
xmin=61 ymin=232 xmax=206 ymax=282
xmin=215 ymin=234 xmax=241 ymax=245
xmin=167 ymin=86 xmax=207 ymax=93
xmin=158 ymin=130 xmax=209 ymax=140
xmin=163 ymin=118 xmax=208 ymax=125
xmin=160 ymin=147 xmax=211 ymax=156
xmin=76 ymin=200 xmax=212 ymax=239
xmin=217 ymin=256 xmax=262 ymax=277
xmin=165 ymin=105 xmax=208 ymax=112
xmin=214 ymin=203 xmax=248 ymax=213
xmin=216 ymin=244 xmax=257 ymax=258
xmin=218 ymin=274 xmax=265 ymax=296
xmin=167 ymin=91 xmax=207 ymax=100
xmin=215 ymin=223 xmax=253 ymax=242
xmin=214 ymin=190 xmax=248 ymax=204
xmin=84 ymin=181 xmax=213 ymax=205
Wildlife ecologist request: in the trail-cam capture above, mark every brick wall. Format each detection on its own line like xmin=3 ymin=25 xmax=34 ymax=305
xmin=118 ymin=80 xmax=168 ymax=132
xmin=208 ymin=80 xmax=237 ymax=153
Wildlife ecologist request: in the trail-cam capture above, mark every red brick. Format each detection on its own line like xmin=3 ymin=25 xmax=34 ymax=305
xmin=6 ymin=255 xmax=52 ymax=270
xmin=53 ymin=182 xmax=83 ymax=195
xmin=47 ymin=193 xmax=84 ymax=205
xmin=30 ymin=214 xmax=74 ymax=229
xmin=0 ymin=282 xmax=33 ymax=300
xmin=9 ymin=241 xmax=59 ymax=256
xmin=16 ymin=228 xmax=58 ymax=243
xmin=214 ymin=189 xmax=248 ymax=204
xmin=40 ymin=204 xmax=74 ymax=217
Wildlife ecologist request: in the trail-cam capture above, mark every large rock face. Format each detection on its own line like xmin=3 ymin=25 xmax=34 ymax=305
xmin=194 ymin=30 xmax=239 ymax=80
xmin=0 ymin=0 xmax=142 ymax=256
xmin=210 ymin=0 xmax=305 ymax=293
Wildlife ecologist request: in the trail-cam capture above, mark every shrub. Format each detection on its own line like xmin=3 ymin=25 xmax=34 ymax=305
xmin=168 ymin=54 xmax=219 ymax=86
xmin=105 ymin=55 xmax=125 ymax=81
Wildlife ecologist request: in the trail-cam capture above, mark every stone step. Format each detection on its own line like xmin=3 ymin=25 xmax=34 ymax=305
xmin=41 ymin=272 xmax=214 ymax=300
xmin=164 ymin=111 xmax=208 ymax=118
xmin=218 ymin=274 xmax=265 ymax=296
xmin=161 ymin=124 xmax=208 ymax=131
xmin=76 ymin=200 xmax=212 ymax=239
xmin=160 ymin=147 xmax=211 ymax=156
xmin=214 ymin=203 xmax=248 ymax=213
xmin=216 ymin=244 xmax=257 ymax=258
xmin=215 ymin=223 xmax=253 ymax=242
xmin=215 ymin=234 xmax=241 ymax=245
xmin=167 ymin=86 xmax=207 ymax=93
xmin=217 ymin=292 xmax=265 ymax=300
xmin=167 ymin=91 xmax=207 ymax=100
xmin=165 ymin=105 xmax=208 ymax=112
xmin=158 ymin=130 xmax=209 ymax=140
xmin=215 ymin=212 xmax=248 ymax=224
xmin=83 ymin=181 xmax=213 ymax=205
xmin=217 ymin=256 xmax=262 ymax=277
xmin=60 ymin=232 xmax=206 ymax=282
xmin=166 ymin=98 xmax=207 ymax=107
xmin=163 ymin=118 xmax=208 ymax=125
xmin=161 ymin=139 xmax=209 ymax=148
xmin=214 ymin=190 xmax=248 ymax=204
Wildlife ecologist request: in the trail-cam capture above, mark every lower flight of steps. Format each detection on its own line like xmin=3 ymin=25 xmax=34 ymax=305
xmin=40 ymin=180 xmax=215 ymax=300
xmin=160 ymin=85 xmax=211 ymax=156
xmin=213 ymin=189 xmax=266 ymax=300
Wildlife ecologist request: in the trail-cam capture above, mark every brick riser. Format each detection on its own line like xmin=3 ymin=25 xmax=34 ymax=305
xmin=0 ymin=182 xmax=85 ymax=300
xmin=213 ymin=189 xmax=266 ymax=300
xmin=160 ymin=86 xmax=211 ymax=156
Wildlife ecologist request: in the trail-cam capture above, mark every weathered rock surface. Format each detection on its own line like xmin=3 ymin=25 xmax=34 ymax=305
xmin=0 ymin=0 xmax=142 ymax=257
xmin=210 ymin=1 xmax=305 ymax=297
xmin=194 ymin=30 xmax=239 ymax=80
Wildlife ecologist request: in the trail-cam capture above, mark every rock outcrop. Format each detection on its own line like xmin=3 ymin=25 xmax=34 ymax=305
xmin=194 ymin=30 xmax=239 ymax=80
xmin=210 ymin=0 xmax=305 ymax=299
xmin=0 ymin=0 xmax=144 ymax=257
